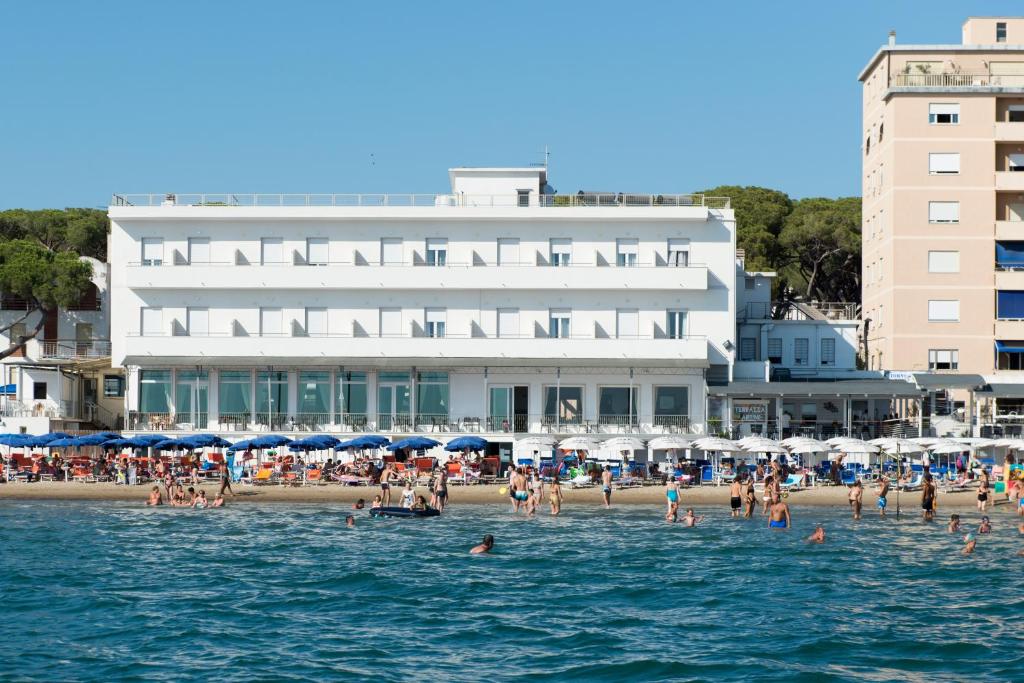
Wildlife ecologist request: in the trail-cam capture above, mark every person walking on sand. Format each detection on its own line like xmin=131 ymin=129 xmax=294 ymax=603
xmin=218 ymin=460 xmax=233 ymax=497
xmin=768 ymin=499 xmax=791 ymax=529
xmin=729 ymin=479 xmax=742 ymax=518
xmin=601 ymin=466 xmax=613 ymax=509
xmin=380 ymin=463 xmax=395 ymax=506
xmin=549 ymin=475 xmax=563 ymax=516
xmin=849 ymin=479 xmax=864 ymax=520
xmin=665 ymin=477 xmax=680 ymax=523
xmin=877 ymin=476 xmax=890 ymax=517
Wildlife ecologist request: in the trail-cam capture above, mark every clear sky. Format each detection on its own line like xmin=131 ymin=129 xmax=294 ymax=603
xmin=2 ymin=0 xmax=1022 ymax=209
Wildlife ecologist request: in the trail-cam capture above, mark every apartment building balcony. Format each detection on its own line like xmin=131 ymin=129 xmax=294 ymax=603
xmin=996 ymin=171 xmax=1024 ymax=191
xmin=123 ymin=262 xmax=709 ymax=291
xmin=996 ymin=220 xmax=1024 ymax=240
xmin=120 ymin=333 xmax=710 ymax=367
xmin=125 ymin=409 xmax=695 ymax=437
xmin=995 ymin=122 xmax=1024 ymax=142
xmin=889 ymin=71 xmax=1024 ymax=90
xmin=996 ymin=270 xmax=1024 ymax=289
xmin=37 ymin=340 xmax=112 ymax=362
xmin=995 ymin=320 xmax=1024 ymax=338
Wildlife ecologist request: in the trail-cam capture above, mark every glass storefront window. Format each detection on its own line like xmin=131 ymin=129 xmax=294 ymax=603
xmin=174 ymin=370 xmax=208 ymax=425
xmin=416 ymin=371 xmax=449 ymax=419
xmin=139 ymin=370 xmax=172 ymax=413
xmin=654 ymin=386 xmax=688 ymax=428
xmin=219 ymin=370 xmax=251 ymax=415
xmin=543 ymin=386 xmax=583 ymax=424
xmin=336 ymin=371 xmax=368 ymax=418
xmin=298 ymin=371 xmax=330 ymax=414
xmin=256 ymin=371 xmax=289 ymax=416
xmin=598 ymin=387 xmax=637 ymax=423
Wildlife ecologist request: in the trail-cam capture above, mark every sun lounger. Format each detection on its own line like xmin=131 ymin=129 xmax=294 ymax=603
xmin=252 ymin=468 xmax=275 ymax=485
xmin=897 ymin=473 xmax=923 ymax=491
xmin=779 ymin=474 xmax=805 ymax=491
xmin=569 ymin=474 xmax=594 ymax=489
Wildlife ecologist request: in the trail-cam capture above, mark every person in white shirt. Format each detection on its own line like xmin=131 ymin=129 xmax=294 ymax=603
xmin=400 ymin=482 xmax=415 ymax=509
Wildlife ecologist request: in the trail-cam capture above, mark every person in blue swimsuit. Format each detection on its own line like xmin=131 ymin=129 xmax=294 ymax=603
xmin=665 ymin=479 xmax=680 ymax=523
xmin=768 ymin=500 xmax=791 ymax=529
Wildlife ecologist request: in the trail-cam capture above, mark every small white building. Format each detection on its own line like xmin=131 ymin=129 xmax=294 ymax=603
xmin=108 ymin=166 xmax=738 ymax=454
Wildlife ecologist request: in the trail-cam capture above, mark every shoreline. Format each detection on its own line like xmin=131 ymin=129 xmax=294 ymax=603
xmin=0 ymin=481 xmax=1015 ymax=510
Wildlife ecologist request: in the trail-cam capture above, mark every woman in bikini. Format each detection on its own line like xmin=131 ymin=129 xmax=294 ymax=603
xmin=549 ymin=475 xmax=563 ymax=516
xmin=665 ymin=477 xmax=680 ymax=523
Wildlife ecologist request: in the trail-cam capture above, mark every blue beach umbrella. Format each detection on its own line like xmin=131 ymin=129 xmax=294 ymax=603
xmin=250 ymin=434 xmax=292 ymax=449
xmin=38 ymin=432 xmax=72 ymax=442
xmin=337 ymin=435 xmax=390 ymax=450
xmin=103 ymin=437 xmax=153 ymax=450
xmin=445 ymin=436 xmax=488 ymax=452
xmin=387 ymin=436 xmax=441 ymax=452
xmin=132 ymin=434 xmax=169 ymax=446
xmin=179 ymin=434 xmax=233 ymax=449
xmin=42 ymin=437 xmax=79 ymax=448
xmin=73 ymin=434 xmax=114 ymax=447
xmin=152 ymin=438 xmax=189 ymax=451
xmin=226 ymin=439 xmax=254 ymax=453
xmin=0 ymin=434 xmax=34 ymax=447
xmin=93 ymin=432 xmax=122 ymax=440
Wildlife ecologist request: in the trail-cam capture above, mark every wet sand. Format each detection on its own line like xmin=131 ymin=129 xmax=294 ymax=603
xmin=0 ymin=480 xmax=1011 ymax=510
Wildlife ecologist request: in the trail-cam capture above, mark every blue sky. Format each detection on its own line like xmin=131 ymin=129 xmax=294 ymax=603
xmin=2 ymin=0 xmax=1022 ymax=209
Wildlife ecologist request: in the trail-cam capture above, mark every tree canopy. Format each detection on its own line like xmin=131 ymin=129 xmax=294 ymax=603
xmin=697 ymin=186 xmax=861 ymax=310
xmin=0 ymin=208 xmax=108 ymax=261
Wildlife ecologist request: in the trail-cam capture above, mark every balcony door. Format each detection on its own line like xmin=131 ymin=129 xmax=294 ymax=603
xmin=75 ymin=323 xmax=92 ymax=356
xmin=175 ymin=370 xmax=209 ymax=429
xmin=377 ymin=373 xmax=411 ymax=431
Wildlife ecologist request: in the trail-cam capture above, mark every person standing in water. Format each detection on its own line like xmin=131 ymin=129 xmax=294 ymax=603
xmin=665 ymin=477 xmax=680 ymax=523
xmin=977 ymin=475 xmax=990 ymax=513
xmin=729 ymin=479 xmax=742 ymax=518
xmin=768 ymin=499 xmax=791 ymax=529
xmin=679 ymin=508 xmax=704 ymax=527
xmin=742 ymin=478 xmax=757 ymax=519
xmin=218 ymin=460 xmax=233 ymax=497
xmin=511 ymin=467 xmax=528 ymax=513
xmin=601 ymin=466 xmax=613 ymax=509
xmin=849 ymin=479 xmax=864 ymax=520
xmin=921 ymin=475 xmax=937 ymax=521
xmin=380 ymin=463 xmax=395 ymax=506
xmin=876 ymin=476 xmax=889 ymax=517
xmin=433 ymin=467 xmax=449 ymax=513
xmin=549 ymin=475 xmax=563 ymax=516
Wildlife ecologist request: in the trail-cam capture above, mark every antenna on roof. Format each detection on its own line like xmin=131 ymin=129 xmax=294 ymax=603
xmin=544 ymin=145 xmax=550 ymax=171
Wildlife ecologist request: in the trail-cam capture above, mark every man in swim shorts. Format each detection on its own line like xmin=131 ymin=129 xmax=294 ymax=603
xmin=511 ymin=467 xmax=528 ymax=513
xmin=876 ymin=476 xmax=889 ymax=517
xmin=380 ymin=464 xmax=395 ymax=506
xmin=601 ymin=466 xmax=613 ymax=508
xmin=729 ymin=479 xmax=742 ymax=518
xmin=768 ymin=500 xmax=791 ymax=529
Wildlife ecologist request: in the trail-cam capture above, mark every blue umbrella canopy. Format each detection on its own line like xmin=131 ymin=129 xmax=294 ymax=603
xmin=73 ymin=434 xmax=114 ymax=447
xmin=103 ymin=437 xmax=153 ymax=449
xmin=289 ymin=435 xmax=341 ymax=452
xmin=132 ymin=434 xmax=169 ymax=445
xmin=387 ymin=436 xmax=441 ymax=451
xmin=337 ymin=435 xmax=390 ymax=450
xmin=39 ymin=432 xmax=73 ymax=442
xmin=92 ymin=432 xmax=122 ymax=440
xmin=0 ymin=434 xmax=34 ymax=447
xmin=152 ymin=438 xmax=190 ymax=451
xmin=445 ymin=436 xmax=489 ymax=452
xmin=42 ymin=437 xmax=78 ymax=448
xmin=250 ymin=435 xmax=293 ymax=449
xmin=179 ymin=434 xmax=233 ymax=448
xmin=226 ymin=439 xmax=253 ymax=453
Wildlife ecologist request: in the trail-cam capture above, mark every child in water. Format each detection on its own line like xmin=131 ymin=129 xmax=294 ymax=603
xmin=370 ymin=495 xmax=382 ymax=510
xmin=948 ymin=514 xmax=961 ymax=533
xmin=962 ymin=533 xmax=976 ymax=555
xmin=979 ymin=516 xmax=992 ymax=534
xmin=400 ymin=482 xmax=415 ymax=509
xmin=679 ymin=508 xmax=705 ymax=527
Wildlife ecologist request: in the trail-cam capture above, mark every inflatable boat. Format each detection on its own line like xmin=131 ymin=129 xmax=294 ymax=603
xmin=369 ymin=506 xmax=441 ymax=518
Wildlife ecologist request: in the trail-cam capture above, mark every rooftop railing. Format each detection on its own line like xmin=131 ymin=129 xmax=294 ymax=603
xmin=890 ymin=71 xmax=1024 ymax=88
xmin=110 ymin=192 xmax=731 ymax=209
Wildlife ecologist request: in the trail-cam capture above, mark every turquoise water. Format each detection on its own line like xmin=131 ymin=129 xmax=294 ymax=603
xmin=1 ymin=501 xmax=1022 ymax=682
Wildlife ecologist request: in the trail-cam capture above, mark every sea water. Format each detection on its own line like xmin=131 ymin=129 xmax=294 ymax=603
xmin=0 ymin=500 xmax=1022 ymax=682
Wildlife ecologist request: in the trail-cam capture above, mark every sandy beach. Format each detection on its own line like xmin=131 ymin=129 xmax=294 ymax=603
xmin=0 ymin=480 xmax=1014 ymax=510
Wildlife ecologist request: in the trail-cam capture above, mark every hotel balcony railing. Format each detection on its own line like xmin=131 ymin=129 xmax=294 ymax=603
xmin=1 ymin=400 xmax=81 ymax=420
xmin=111 ymin=192 xmax=731 ymax=210
xmin=889 ymin=72 xmax=1024 ymax=88
xmin=39 ymin=340 xmax=112 ymax=361
xmin=124 ymin=411 xmax=695 ymax=437
xmin=718 ymin=419 xmax=921 ymax=441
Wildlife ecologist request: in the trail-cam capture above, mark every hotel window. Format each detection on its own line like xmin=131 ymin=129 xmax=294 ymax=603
xmin=928 ymin=251 xmax=960 ymax=273
xmin=820 ymin=338 xmax=836 ymax=366
xmin=654 ymin=386 xmax=689 ymax=428
xmin=218 ymin=370 xmax=252 ymax=417
xmin=997 ymin=291 xmax=1024 ymax=320
xmin=928 ymin=300 xmax=960 ymax=322
xmin=336 ymin=371 xmax=368 ymax=421
xmin=306 ymin=238 xmax=328 ymax=266
xmin=997 ymin=342 xmax=1024 ymax=370
xmin=794 ymin=338 xmax=809 ymax=366
xmin=416 ymin=371 xmax=449 ymax=421
xmin=929 ymin=153 xmax=960 ymax=175
xmin=380 ymin=238 xmax=402 ymax=265
xmin=740 ymin=337 xmax=756 ymax=361
xmin=141 ymin=238 xmax=163 ymax=266
xmin=425 ymin=308 xmax=446 ymax=338
xmin=543 ymin=386 xmax=583 ymax=425
xmin=549 ymin=238 xmax=572 ymax=266
xmin=598 ymin=387 xmax=638 ymax=425
xmin=616 ymin=239 xmax=638 ymax=267
xmin=928 ymin=201 xmax=959 ymax=223
xmin=380 ymin=308 xmax=401 ymax=337
xmin=425 ymin=238 xmax=447 ymax=266
xmin=616 ymin=309 xmax=638 ymax=339
xmin=928 ymin=103 xmax=959 ymax=124
xmin=298 ymin=371 xmax=330 ymax=415
xmin=256 ymin=371 xmax=289 ymax=419
xmin=497 ymin=238 xmax=519 ymax=266
xmin=997 ymin=21 xmax=1007 ymax=42
xmin=260 ymin=307 xmax=283 ymax=336
xmin=260 ymin=238 xmax=283 ymax=265
xmin=666 ymin=310 xmax=687 ymax=339
xmin=33 ymin=381 xmax=46 ymax=400
xmin=103 ymin=375 xmax=125 ymax=398
xmin=187 ymin=237 xmax=210 ymax=264
xmin=1009 ymin=153 xmax=1024 ymax=172
xmin=1010 ymin=105 xmax=1024 ymax=123
xmin=517 ymin=189 xmax=530 ymax=207
xmin=928 ymin=349 xmax=959 ymax=371
xmin=141 ymin=307 xmax=163 ymax=336
xmin=186 ymin=307 xmax=209 ymax=337
xmin=767 ymin=338 xmax=783 ymax=364
xmin=549 ymin=309 xmax=571 ymax=338
xmin=997 ymin=241 xmax=1024 ymax=269
xmin=667 ymin=238 xmax=689 ymax=267
xmin=305 ymin=307 xmax=327 ymax=337
xmin=139 ymin=370 xmax=172 ymax=414
xmin=497 ymin=308 xmax=519 ymax=338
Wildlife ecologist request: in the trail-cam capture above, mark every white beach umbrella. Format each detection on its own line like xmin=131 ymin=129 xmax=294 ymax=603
xmin=601 ymin=436 xmax=646 ymax=452
xmin=826 ymin=436 xmax=863 ymax=447
xmin=832 ymin=439 xmax=880 ymax=454
xmin=690 ymin=437 xmax=744 ymax=452
xmin=870 ymin=438 xmax=925 ymax=455
xmin=647 ymin=436 xmax=692 ymax=451
xmin=928 ymin=440 xmax=972 ymax=455
xmin=785 ymin=438 xmax=830 ymax=454
xmin=557 ymin=436 xmax=599 ymax=451
xmin=910 ymin=437 xmax=944 ymax=446
xmin=956 ymin=438 xmax=996 ymax=449
xmin=513 ymin=436 xmax=555 ymax=452
xmin=994 ymin=438 xmax=1024 ymax=450
xmin=742 ymin=440 xmax=788 ymax=454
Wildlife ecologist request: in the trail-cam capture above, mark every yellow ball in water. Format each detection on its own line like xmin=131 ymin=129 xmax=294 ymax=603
xmin=499 ymin=486 xmax=508 ymax=495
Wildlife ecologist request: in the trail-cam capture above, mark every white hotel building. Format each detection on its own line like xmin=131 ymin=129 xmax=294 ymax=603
xmin=109 ymin=167 xmax=735 ymax=450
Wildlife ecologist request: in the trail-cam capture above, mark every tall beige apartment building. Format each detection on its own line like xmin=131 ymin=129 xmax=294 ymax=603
xmin=860 ymin=17 xmax=1024 ymax=376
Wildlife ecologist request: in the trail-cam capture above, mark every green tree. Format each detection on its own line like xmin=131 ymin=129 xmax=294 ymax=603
xmin=695 ymin=185 xmax=792 ymax=272
xmin=0 ymin=240 xmax=94 ymax=361
xmin=0 ymin=208 xmax=108 ymax=260
xmin=777 ymin=197 xmax=861 ymax=303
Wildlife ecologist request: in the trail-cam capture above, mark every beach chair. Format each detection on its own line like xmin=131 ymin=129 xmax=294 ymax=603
xmin=779 ymin=473 xmax=805 ymax=491
xmin=305 ymin=469 xmax=323 ymax=486
xmin=252 ymin=468 xmax=275 ymax=486
xmin=898 ymin=473 xmax=923 ymax=491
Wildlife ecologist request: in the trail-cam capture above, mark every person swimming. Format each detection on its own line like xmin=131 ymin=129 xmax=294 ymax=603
xmin=370 ymin=495 xmax=382 ymax=509
xmin=679 ymin=508 xmax=704 ymax=527
xmin=470 ymin=534 xmax=494 ymax=554
xmin=807 ymin=525 xmax=826 ymax=543
xmin=948 ymin=514 xmax=961 ymax=533
xmin=352 ymin=499 xmax=365 ymax=510
xmin=345 ymin=515 xmax=355 ymax=528
xmin=211 ymin=493 xmax=225 ymax=508
xmin=192 ymin=490 xmax=208 ymax=509
xmin=979 ymin=516 xmax=992 ymax=534
xmin=962 ymin=533 xmax=976 ymax=555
